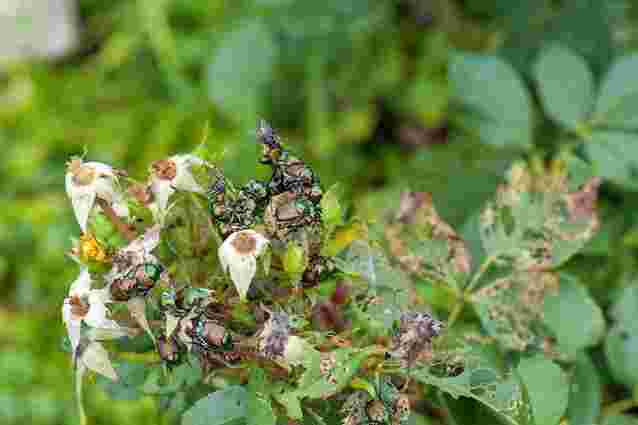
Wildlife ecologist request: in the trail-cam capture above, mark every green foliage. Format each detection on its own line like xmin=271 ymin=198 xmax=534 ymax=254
xmin=450 ymin=53 xmax=532 ymax=147
xmin=518 ymin=356 xmax=569 ymax=425
xmin=182 ymin=386 xmax=248 ymax=425
xmin=543 ymin=274 xmax=606 ymax=357
xmin=567 ymin=352 xmax=602 ymax=425
xmin=5 ymin=1 xmax=638 ymax=425
xmin=533 ymin=44 xmax=595 ymax=131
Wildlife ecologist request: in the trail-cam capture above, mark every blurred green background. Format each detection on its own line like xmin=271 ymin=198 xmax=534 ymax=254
xmin=2 ymin=1 xmax=638 ymax=424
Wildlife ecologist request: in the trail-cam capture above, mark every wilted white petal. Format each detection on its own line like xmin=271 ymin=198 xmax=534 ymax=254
xmin=93 ymin=176 xmax=117 ymax=204
xmin=175 ymin=154 xmax=204 ymax=167
xmin=87 ymin=162 xmax=116 ymax=178
xmin=140 ymin=225 xmax=161 ymax=252
xmin=218 ymin=230 xmax=270 ymax=301
xmin=123 ymin=224 xmax=161 ymax=256
xmin=128 ymin=297 xmax=155 ymax=344
xmin=230 ymin=256 xmax=256 ymax=300
xmin=66 ymin=160 xmax=125 ymax=232
xmin=111 ymin=192 xmax=130 ymax=219
xmin=69 ymin=186 xmax=96 ymax=233
xmin=62 ymin=303 xmax=82 ymax=356
xmin=80 ymin=341 xmax=118 ymax=381
xmin=150 ymin=179 xmax=175 ymax=215
xmin=69 ymin=268 xmax=92 ymax=297
xmin=172 ymin=156 xmax=205 ymax=194
xmin=87 ymin=327 xmax=135 ymax=341
xmin=84 ymin=299 xmax=118 ymax=330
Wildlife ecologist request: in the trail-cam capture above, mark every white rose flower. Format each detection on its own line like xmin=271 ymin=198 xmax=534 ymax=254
xmin=61 ymin=268 xmax=120 ymax=358
xmin=218 ymin=230 xmax=270 ymax=301
xmin=149 ymin=154 xmax=207 ymax=222
xmin=65 ymin=158 xmax=128 ymax=232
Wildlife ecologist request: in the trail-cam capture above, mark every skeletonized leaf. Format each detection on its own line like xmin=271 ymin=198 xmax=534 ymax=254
xmin=480 ymin=159 xmax=600 ymax=271
xmin=386 ymin=191 xmax=472 ymax=286
xmin=413 ymin=367 xmax=528 ymax=425
xmin=474 ymin=271 xmax=559 ymax=352
xmin=296 ymin=347 xmax=373 ymax=400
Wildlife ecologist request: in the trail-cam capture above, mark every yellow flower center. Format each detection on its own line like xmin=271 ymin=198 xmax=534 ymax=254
xmin=80 ymin=233 xmax=108 ymax=263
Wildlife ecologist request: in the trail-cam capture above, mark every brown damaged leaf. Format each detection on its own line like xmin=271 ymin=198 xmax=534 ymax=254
xmin=386 ymin=191 xmax=472 ymax=283
xmin=473 ymin=270 xmax=559 ymax=352
xmin=480 ymin=161 xmax=601 ymax=271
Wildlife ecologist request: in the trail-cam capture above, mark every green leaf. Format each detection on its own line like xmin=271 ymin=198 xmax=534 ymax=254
xmin=207 ymin=19 xmax=276 ymax=120
xmin=543 ymin=274 xmax=605 ymax=356
xmin=98 ymin=361 xmax=147 ymax=401
xmin=605 ymin=325 xmax=638 ymax=388
xmin=181 ymin=386 xmax=248 ymax=425
xmin=567 ymin=352 xmax=602 ymax=425
xmin=479 ymin=161 xmax=600 ymax=270
xmin=413 ymin=368 xmax=528 ymax=425
xmin=610 ymin=286 xmax=638 ymax=333
xmin=450 ymin=53 xmax=532 ymax=147
xmin=386 ymin=192 xmax=472 ymax=287
xmin=474 ymin=271 xmax=558 ymax=352
xmin=320 ymin=183 xmax=343 ymax=235
xmin=603 ymin=415 xmax=638 ymax=425
xmin=283 ymin=241 xmax=307 ymax=280
xmin=518 ymin=356 xmax=569 ymax=425
xmin=533 ymin=44 xmax=594 ymax=130
xmin=273 ymin=388 xmax=303 ymax=420
xmin=297 ymin=348 xmax=372 ymax=400
xmin=594 ymin=54 xmax=638 ymax=129
xmin=247 ymin=369 xmax=276 ymax=425
xmin=586 ymin=131 xmax=638 ymax=189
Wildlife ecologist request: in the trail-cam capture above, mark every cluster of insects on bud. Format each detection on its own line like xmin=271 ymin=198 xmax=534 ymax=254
xmin=390 ymin=312 xmax=443 ymax=368
xmin=342 ymin=378 xmax=411 ymax=425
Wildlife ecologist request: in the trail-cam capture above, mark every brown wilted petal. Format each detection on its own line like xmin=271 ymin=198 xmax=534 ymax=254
xmin=152 ymin=159 xmax=177 ymax=181
xmin=128 ymin=183 xmax=154 ymax=205
xmin=231 ymin=231 xmax=257 ymax=255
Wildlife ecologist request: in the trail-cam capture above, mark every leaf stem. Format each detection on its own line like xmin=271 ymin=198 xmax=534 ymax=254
xmin=465 ymin=255 xmax=497 ymax=294
xmin=96 ymin=198 xmax=137 ymax=242
xmin=447 ymin=297 xmax=464 ymax=328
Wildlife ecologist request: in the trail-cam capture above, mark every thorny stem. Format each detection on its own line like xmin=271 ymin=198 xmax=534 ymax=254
xmin=96 ymin=198 xmax=137 ymax=242
xmin=602 ymin=398 xmax=638 ymax=418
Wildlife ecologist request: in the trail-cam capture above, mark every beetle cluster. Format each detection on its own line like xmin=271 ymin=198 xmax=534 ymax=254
xmin=208 ymin=121 xmax=332 ymax=285
xmin=342 ymin=378 xmax=410 ymax=425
